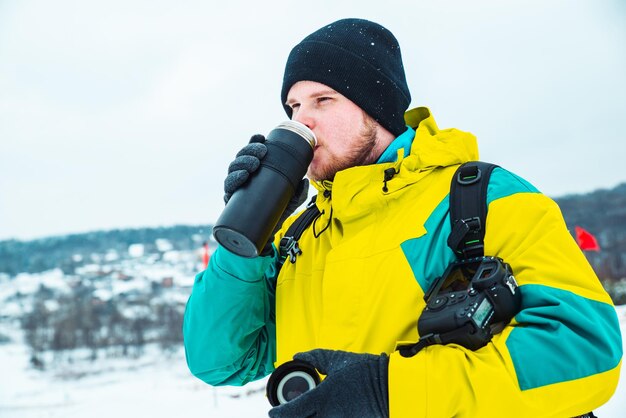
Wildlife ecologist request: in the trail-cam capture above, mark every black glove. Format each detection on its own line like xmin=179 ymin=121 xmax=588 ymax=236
xmin=268 ymin=349 xmax=389 ymax=418
xmin=224 ymin=134 xmax=267 ymax=204
xmin=223 ymin=134 xmax=309 ymax=254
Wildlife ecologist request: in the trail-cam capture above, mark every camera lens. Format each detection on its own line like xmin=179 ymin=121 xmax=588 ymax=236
xmin=266 ymin=359 xmax=321 ymax=407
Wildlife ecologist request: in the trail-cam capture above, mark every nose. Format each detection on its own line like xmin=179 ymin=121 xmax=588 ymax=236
xmin=292 ymin=107 xmax=315 ymax=131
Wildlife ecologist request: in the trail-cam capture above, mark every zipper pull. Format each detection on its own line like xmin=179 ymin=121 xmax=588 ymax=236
xmin=382 ymin=168 xmax=397 ymax=192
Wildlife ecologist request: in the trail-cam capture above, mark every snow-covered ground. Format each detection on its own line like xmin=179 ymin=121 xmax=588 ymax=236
xmin=0 ymin=333 xmax=271 ymax=417
xmin=1 ymin=306 xmax=625 ymax=417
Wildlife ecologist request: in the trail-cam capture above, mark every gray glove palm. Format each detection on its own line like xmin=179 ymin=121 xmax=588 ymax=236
xmin=223 ymin=134 xmax=309 ymax=255
xmin=268 ymin=349 xmax=389 ymax=418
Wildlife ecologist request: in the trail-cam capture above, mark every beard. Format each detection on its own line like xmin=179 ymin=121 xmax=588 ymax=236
xmin=307 ymin=114 xmax=380 ymax=182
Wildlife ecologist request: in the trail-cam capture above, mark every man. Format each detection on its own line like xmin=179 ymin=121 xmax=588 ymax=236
xmin=183 ymin=18 xmax=622 ymax=417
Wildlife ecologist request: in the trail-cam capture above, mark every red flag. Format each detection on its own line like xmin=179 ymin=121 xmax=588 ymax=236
xmin=202 ymin=242 xmax=210 ymax=268
xmin=575 ymin=226 xmax=600 ymax=251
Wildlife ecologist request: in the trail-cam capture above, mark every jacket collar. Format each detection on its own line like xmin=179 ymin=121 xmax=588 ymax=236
xmin=311 ymin=107 xmax=478 ymax=189
xmin=309 ymin=107 xmax=479 ymax=222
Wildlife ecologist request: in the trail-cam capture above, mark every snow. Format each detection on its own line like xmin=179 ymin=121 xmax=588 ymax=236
xmin=0 ymin=334 xmax=271 ymax=418
xmin=110 ymin=277 xmax=150 ymax=296
xmin=104 ymin=250 xmax=120 ymax=262
xmin=0 ymin=305 xmax=624 ymax=417
xmin=9 ymin=270 xmax=70 ymax=296
xmin=128 ymin=244 xmax=145 ymax=258
xmin=155 ymin=239 xmax=174 ymax=252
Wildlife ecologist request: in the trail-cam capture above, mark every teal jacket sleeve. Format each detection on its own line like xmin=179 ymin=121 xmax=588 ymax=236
xmin=183 ymin=245 xmax=280 ymax=386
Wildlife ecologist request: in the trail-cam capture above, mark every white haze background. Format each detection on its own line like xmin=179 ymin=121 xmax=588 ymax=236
xmin=0 ymin=1 xmax=625 ymax=416
xmin=1 ymin=0 xmax=625 ymax=241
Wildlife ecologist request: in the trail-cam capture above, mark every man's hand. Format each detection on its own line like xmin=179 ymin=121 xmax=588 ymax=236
xmin=268 ymin=349 xmax=389 ymax=418
xmin=224 ymin=134 xmax=267 ymax=204
xmin=223 ymin=134 xmax=309 ymax=255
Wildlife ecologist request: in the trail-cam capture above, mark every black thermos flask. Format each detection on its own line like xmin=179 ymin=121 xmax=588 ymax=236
xmin=213 ymin=120 xmax=317 ymax=258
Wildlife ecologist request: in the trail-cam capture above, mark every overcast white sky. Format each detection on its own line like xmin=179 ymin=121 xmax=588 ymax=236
xmin=1 ymin=0 xmax=624 ymax=241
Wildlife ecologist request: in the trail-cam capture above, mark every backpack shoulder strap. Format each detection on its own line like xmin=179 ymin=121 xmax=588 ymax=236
xmin=447 ymin=161 xmax=499 ymax=259
xmin=278 ymin=195 xmax=320 ymax=265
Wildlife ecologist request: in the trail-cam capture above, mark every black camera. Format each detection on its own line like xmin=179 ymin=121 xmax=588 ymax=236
xmin=266 ymin=359 xmax=321 ymax=407
xmin=403 ymin=256 xmax=521 ymax=355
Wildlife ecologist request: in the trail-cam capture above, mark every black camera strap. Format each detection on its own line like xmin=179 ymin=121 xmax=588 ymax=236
xmin=399 ymin=324 xmax=480 ymax=357
xmin=278 ymin=195 xmax=320 ymax=265
xmin=400 ymin=162 xmax=499 ymax=358
xmin=447 ymin=161 xmax=499 ymax=259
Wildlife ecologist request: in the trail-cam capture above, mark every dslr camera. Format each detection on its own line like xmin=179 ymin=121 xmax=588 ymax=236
xmin=407 ymin=256 xmax=521 ymax=354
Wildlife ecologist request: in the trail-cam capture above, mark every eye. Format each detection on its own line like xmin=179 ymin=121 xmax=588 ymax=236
xmin=317 ymin=97 xmax=332 ymax=104
xmin=289 ymin=102 xmax=300 ymax=111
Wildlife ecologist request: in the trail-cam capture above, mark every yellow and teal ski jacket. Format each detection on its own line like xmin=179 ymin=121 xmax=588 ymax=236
xmin=183 ymin=107 xmax=622 ymax=417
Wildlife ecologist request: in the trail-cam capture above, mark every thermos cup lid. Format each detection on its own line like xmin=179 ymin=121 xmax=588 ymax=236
xmin=266 ymin=359 xmax=321 ymax=406
xmin=274 ymin=120 xmax=317 ymax=148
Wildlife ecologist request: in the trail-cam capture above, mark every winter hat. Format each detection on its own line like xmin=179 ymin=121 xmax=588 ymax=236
xmin=281 ymin=18 xmax=411 ymax=137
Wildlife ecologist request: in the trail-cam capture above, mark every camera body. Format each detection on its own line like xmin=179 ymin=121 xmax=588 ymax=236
xmin=418 ymin=256 xmax=521 ymax=351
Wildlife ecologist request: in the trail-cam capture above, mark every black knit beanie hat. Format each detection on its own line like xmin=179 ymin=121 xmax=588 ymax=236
xmin=281 ymin=18 xmax=411 ymax=137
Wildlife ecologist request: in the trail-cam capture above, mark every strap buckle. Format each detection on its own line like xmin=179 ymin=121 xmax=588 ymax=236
xmin=461 ymin=216 xmax=482 ymax=232
xmin=448 ymin=216 xmax=483 ymax=254
xmin=457 ymin=166 xmax=482 ymax=185
xmin=279 ymin=236 xmax=302 ymax=264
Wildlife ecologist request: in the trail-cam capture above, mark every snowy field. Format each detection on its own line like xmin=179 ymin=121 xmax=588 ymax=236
xmin=1 ymin=305 xmax=625 ymax=418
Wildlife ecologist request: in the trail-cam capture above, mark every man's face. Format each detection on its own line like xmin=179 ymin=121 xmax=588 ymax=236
xmin=286 ymin=81 xmax=385 ymax=182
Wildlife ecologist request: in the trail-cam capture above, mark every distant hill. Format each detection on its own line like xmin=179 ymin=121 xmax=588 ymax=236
xmin=1 ymin=182 xmax=625 ymax=280
xmin=0 ymin=225 xmax=212 ymax=276
xmin=554 ymin=183 xmax=626 ymax=281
